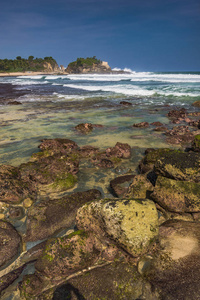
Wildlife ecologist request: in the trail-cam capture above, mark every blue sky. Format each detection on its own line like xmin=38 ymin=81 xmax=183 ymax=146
xmin=1 ymin=0 xmax=200 ymax=71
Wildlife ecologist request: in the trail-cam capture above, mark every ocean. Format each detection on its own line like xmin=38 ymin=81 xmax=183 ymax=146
xmin=0 ymin=70 xmax=200 ymax=170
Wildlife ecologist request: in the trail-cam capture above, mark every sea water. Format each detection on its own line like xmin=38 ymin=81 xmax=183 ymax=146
xmin=0 ymin=70 xmax=200 ymax=167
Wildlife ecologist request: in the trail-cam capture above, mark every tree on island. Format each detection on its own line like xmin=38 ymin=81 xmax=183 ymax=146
xmin=0 ymin=56 xmax=58 ymax=73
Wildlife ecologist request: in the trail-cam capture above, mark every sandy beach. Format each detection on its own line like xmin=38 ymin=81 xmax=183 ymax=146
xmin=0 ymin=71 xmax=67 ymax=77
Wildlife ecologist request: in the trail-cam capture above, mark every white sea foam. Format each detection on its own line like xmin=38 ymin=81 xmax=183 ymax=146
xmin=66 ymin=82 xmax=199 ymax=97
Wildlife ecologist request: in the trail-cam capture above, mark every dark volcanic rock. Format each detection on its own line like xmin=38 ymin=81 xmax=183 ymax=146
xmin=7 ymin=100 xmax=22 ymax=105
xmin=138 ymin=148 xmax=172 ymax=174
xmin=24 ymin=189 xmax=101 ymax=242
xmin=0 ymin=165 xmax=36 ymax=204
xmin=165 ymin=125 xmax=194 ymax=145
xmin=39 ymin=262 xmax=160 ymax=300
xmin=0 ymin=220 xmax=21 ymax=267
xmin=150 ymin=122 xmax=164 ymax=126
xmin=38 ymin=138 xmax=78 ymax=156
xmin=153 ymin=126 xmax=167 ymax=132
xmin=20 ymin=154 xmax=78 ymax=191
xmin=120 ymin=100 xmax=132 ymax=106
xmin=154 ymin=151 xmax=200 ymax=182
xmin=106 ymin=142 xmax=131 ymax=159
xmin=133 ymin=122 xmax=149 ymax=128
xmin=110 ymin=174 xmax=135 ymax=197
xmin=167 ymin=108 xmax=187 ymax=119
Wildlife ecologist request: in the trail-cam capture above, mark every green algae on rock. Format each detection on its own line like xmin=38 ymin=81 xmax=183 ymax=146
xmin=192 ymin=134 xmax=200 ymax=152
xmin=76 ymin=198 xmax=159 ymax=257
xmin=151 ymin=176 xmax=200 ymax=213
xmin=154 ymin=151 xmax=200 ymax=182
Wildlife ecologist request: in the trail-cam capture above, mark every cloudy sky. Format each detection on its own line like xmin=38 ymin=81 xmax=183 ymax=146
xmin=1 ymin=0 xmax=200 ymax=71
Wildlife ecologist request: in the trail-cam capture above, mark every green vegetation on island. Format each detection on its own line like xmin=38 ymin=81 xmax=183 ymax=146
xmin=66 ymin=56 xmax=111 ymax=74
xmin=67 ymin=56 xmax=102 ymax=68
xmin=0 ymin=56 xmax=59 ymax=73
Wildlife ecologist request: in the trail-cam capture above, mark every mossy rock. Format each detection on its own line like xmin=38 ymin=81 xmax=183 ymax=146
xmin=76 ymin=198 xmax=159 ymax=257
xmin=151 ymin=176 xmax=200 ymax=213
xmin=154 ymin=151 xmax=200 ymax=182
xmin=192 ymin=134 xmax=200 ymax=152
xmin=139 ymin=148 xmax=173 ymax=174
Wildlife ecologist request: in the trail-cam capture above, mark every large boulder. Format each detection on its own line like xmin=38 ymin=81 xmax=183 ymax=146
xmin=0 ymin=221 xmax=21 ymax=268
xmin=148 ymin=220 xmax=200 ymax=300
xmin=35 ymin=262 xmax=160 ymax=300
xmin=20 ymin=230 xmax=121 ymax=298
xmin=76 ymin=198 xmax=159 ymax=257
xmin=154 ymin=151 xmax=200 ymax=182
xmin=24 ymin=189 xmax=101 ymax=242
xmin=151 ymin=176 xmax=200 ymax=213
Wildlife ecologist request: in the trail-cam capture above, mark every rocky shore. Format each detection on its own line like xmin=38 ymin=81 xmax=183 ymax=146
xmin=0 ymin=102 xmax=200 ymax=299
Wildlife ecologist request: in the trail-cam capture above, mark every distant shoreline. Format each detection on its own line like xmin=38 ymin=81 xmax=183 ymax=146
xmin=0 ymin=71 xmax=68 ymax=77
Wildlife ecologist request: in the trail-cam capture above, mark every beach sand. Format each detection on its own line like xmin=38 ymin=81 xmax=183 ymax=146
xmin=0 ymin=71 xmax=68 ymax=77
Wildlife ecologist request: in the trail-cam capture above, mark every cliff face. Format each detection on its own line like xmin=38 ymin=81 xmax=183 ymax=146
xmin=43 ymin=62 xmax=60 ymax=72
xmin=66 ymin=58 xmax=112 ymax=74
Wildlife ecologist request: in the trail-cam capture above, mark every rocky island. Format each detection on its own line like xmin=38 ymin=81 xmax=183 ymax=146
xmin=66 ymin=56 xmax=112 ymax=74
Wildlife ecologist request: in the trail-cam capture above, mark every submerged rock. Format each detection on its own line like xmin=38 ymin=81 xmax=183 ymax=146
xmin=76 ymin=198 xmax=159 ymax=257
xmin=0 ymin=220 xmax=21 ymax=268
xmin=133 ymin=122 xmax=149 ymax=128
xmin=120 ymin=100 xmax=132 ymax=106
xmin=75 ymin=123 xmax=93 ymax=134
xmin=24 ymin=189 xmax=102 ymax=242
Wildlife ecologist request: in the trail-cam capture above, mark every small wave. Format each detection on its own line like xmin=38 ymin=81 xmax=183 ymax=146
xmin=11 ymin=79 xmax=49 ymax=85
xmin=66 ymin=83 xmax=200 ymax=98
